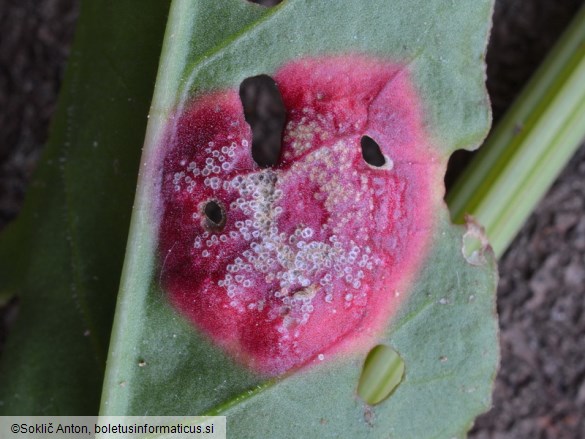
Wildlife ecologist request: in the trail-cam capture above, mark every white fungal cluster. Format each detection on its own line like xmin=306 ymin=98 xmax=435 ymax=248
xmin=169 ymin=116 xmax=388 ymax=340
xmin=243 ymin=150 xmax=380 ymax=334
xmin=282 ymin=111 xmax=332 ymax=161
xmin=172 ymin=141 xmax=240 ymax=193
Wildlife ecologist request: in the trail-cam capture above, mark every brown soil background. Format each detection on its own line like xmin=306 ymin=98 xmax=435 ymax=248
xmin=1 ymin=1 xmax=584 ymax=437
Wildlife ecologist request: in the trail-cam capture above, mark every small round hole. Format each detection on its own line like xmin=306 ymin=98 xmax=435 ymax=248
xmin=203 ymin=200 xmax=226 ymax=230
xmin=361 ymin=136 xmax=386 ymax=167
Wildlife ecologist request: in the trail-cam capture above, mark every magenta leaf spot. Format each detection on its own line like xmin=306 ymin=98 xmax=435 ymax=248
xmin=158 ymin=56 xmax=438 ymax=376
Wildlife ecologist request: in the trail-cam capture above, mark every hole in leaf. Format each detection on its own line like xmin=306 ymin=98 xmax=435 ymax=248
xmin=240 ymin=75 xmax=286 ymax=167
xmin=360 ymin=136 xmax=386 ymax=167
xmin=246 ymin=0 xmax=283 ymax=6
xmin=357 ymin=345 xmax=405 ymax=405
xmin=203 ymin=200 xmax=226 ymax=230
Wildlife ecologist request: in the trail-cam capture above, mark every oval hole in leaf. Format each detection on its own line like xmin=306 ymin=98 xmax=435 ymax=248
xmin=203 ymin=200 xmax=226 ymax=230
xmin=246 ymin=0 xmax=284 ymax=6
xmin=357 ymin=344 xmax=405 ymax=405
xmin=360 ymin=135 xmax=386 ymax=167
xmin=239 ymin=75 xmax=286 ymax=167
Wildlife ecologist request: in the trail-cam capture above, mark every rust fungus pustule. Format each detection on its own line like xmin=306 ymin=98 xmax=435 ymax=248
xmin=158 ymin=56 xmax=439 ymax=376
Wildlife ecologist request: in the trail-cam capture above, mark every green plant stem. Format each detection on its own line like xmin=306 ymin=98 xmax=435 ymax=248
xmin=447 ymin=3 xmax=585 ymax=258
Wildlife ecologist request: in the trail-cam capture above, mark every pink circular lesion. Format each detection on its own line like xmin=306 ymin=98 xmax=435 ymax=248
xmin=158 ymin=55 xmax=440 ymax=376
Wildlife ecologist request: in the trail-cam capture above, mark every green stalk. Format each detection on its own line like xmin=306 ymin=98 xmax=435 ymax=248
xmin=360 ymin=4 xmax=585 ymax=406
xmin=447 ymin=3 xmax=585 ymax=258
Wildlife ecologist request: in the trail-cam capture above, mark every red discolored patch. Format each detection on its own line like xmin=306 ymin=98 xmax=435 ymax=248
xmin=158 ymin=56 xmax=440 ymax=376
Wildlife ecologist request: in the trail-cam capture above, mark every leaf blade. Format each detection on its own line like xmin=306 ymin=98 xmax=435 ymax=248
xmin=100 ymin=2 xmax=498 ymax=438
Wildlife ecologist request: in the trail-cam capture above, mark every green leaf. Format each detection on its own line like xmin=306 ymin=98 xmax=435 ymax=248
xmin=100 ymin=1 xmax=498 ymax=438
xmin=211 ymin=213 xmax=498 ymax=439
xmin=0 ymin=0 xmax=171 ymax=414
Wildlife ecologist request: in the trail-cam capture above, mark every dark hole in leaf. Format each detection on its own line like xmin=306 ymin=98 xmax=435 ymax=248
xmin=361 ymin=135 xmax=386 ymax=167
xmin=240 ymin=75 xmax=286 ymax=167
xmin=204 ymin=200 xmax=226 ymax=230
xmin=246 ymin=0 xmax=283 ymax=6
